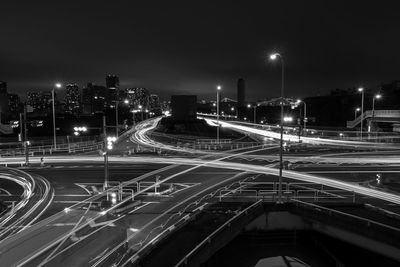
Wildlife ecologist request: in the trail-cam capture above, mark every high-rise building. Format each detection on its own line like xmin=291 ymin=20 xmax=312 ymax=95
xmin=106 ymin=75 xmax=119 ymax=90
xmin=27 ymin=91 xmax=53 ymax=112
xmin=125 ymin=87 xmax=150 ymax=108
xmin=149 ymin=94 xmax=160 ymax=109
xmin=82 ymin=83 xmax=107 ymax=114
xmin=64 ymin=83 xmax=80 ymax=115
xmin=0 ymin=81 xmax=8 ymax=115
xmin=237 ymin=78 xmax=245 ymax=107
xmin=106 ymin=75 xmax=120 ymax=106
xmin=0 ymin=81 xmax=6 ymax=94
xmin=7 ymin=93 xmax=21 ymax=114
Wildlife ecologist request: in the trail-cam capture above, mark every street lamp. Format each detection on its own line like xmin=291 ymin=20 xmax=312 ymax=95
xmin=369 ymin=94 xmax=382 ymax=132
xmin=354 ymin=107 xmax=361 ymax=120
xmin=104 ymin=135 xmax=117 ymax=190
xmin=358 ymin=87 xmax=364 ymax=140
xmin=247 ymin=104 xmax=257 ymax=123
xmin=296 ymin=99 xmax=307 ymax=131
xmin=269 ymin=52 xmax=284 ymax=204
xmin=138 ymin=105 xmax=143 ymax=121
xmin=52 ymin=83 xmax=62 ymax=150
xmin=216 ymin=85 xmax=222 ymax=143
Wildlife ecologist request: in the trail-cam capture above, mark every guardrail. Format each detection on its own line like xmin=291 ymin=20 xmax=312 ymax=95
xmin=0 ymin=141 xmax=103 ymax=157
xmin=347 ymin=110 xmax=400 ymax=128
xmin=175 ymin=200 xmax=263 ymax=266
xmin=217 ymin=182 xmax=357 ymax=203
xmin=292 ymin=199 xmax=400 ymax=232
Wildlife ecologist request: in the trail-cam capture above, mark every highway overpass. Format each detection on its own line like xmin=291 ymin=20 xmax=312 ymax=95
xmin=347 ymin=110 xmax=400 ymax=130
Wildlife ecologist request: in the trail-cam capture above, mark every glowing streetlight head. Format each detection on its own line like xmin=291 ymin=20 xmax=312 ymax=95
xmin=296 ymin=99 xmax=301 ymax=104
xmin=283 ymin=116 xmax=293 ymax=122
xmin=231 ymin=107 xmax=234 ymax=111
xmin=55 ymin=83 xmax=62 ymax=88
xmin=358 ymin=87 xmax=364 ymax=92
xmin=124 ymin=99 xmax=129 ymax=104
xmin=269 ymin=53 xmax=279 ymax=60
xmin=217 ymin=85 xmax=222 ymax=90
xmin=247 ymin=104 xmax=251 ymax=108
xmin=375 ymin=94 xmax=382 ymax=99
xmin=138 ymin=105 xmax=142 ymax=109
xmin=356 ymin=107 xmax=360 ymax=111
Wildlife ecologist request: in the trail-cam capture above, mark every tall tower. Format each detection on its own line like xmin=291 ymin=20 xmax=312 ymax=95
xmin=106 ymin=74 xmax=120 ymax=105
xmin=64 ymin=83 xmax=80 ymax=115
xmin=0 ymin=81 xmax=8 ymax=119
xmin=106 ymin=75 xmax=119 ymax=90
xmin=237 ymin=78 xmax=245 ymax=107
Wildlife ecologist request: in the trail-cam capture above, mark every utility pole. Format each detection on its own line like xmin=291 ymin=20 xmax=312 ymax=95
xmin=115 ymin=101 xmax=119 ymax=137
xmin=24 ymin=105 xmax=29 ymax=166
xmin=103 ymin=115 xmax=108 ymax=190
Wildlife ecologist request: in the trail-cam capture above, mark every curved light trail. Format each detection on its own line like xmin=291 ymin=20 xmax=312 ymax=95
xmin=0 ymin=168 xmax=53 ymax=240
xmin=202 ymin=117 xmax=400 ymax=149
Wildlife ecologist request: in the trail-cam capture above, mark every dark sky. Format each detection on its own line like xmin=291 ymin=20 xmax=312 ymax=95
xmin=1 ymin=1 xmax=400 ymax=101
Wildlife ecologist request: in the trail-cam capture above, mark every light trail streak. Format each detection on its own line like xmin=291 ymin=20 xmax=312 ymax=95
xmin=202 ymin=117 xmax=400 ymax=149
xmin=0 ymin=169 xmax=53 ymax=240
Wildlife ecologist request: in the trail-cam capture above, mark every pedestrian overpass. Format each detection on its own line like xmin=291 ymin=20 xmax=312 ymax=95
xmin=347 ymin=110 xmax=400 ymax=130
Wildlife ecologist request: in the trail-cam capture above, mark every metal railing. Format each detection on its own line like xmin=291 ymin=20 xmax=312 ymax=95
xmin=175 ymin=200 xmax=263 ymax=266
xmin=217 ymin=182 xmax=357 ymax=203
xmin=292 ymin=199 xmax=400 ymax=232
xmin=347 ymin=110 xmax=400 ymax=128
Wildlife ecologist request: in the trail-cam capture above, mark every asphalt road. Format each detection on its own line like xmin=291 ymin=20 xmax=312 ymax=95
xmin=1 ymin=117 xmax=400 ymax=266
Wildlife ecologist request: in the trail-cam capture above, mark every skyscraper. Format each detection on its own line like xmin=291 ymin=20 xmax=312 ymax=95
xmin=125 ymin=87 xmax=150 ymax=108
xmin=64 ymin=83 xmax=80 ymax=115
xmin=27 ymin=91 xmax=52 ymax=113
xmin=106 ymin=75 xmax=120 ymax=106
xmin=106 ymin=75 xmax=119 ymax=89
xmin=82 ymin=83 xmax=107 ymax=114
xmin=7 ymin=93 xmax=21 ymax=114
xmin=149 ymin=94 xmax=160 ymax=110
xmin=0 ymin=81 xmax=8 ymax=116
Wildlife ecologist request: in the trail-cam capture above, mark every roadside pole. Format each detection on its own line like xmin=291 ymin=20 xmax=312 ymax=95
xmin=24 ymin=105 xmax=29 ymax=166
xmin=103 ymin=115 xmax=109 ymax=190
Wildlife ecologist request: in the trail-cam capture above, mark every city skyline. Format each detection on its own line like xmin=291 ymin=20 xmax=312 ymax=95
xmin=1 ymin=1 xmax=400 ymax=100
xmin=2 ymin=2 xmax=400 ymax=266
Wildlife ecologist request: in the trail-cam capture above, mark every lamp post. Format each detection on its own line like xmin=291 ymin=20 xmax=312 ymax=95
xmin=247 ymin=104 xmax=257 ymax=123
xmin=216 ymin=85 xmax=222 ymax=143
xmin=358 ymin=87 xmax=364 ymax=140
xmin=354 ymin=107 xmax=361 ymax=120
xmin=138 ymin=105 xmax=143 ymax=121
xmin=270 ymin=52 xmax=284 ymax=204
xmin=103 ymin=115 xmax=108 ymax=190
xmin=369 ymin=94 xmax=382 ymax=132
xmin=115 ymin=100 xmax=119 ymax=137
xmin=131 ymin=110 xmax=137 ymax=126
xmin=296 ymin=99 xmax=307 ymax=132
xmin=52 ymin=83 xmax=62 ymax=150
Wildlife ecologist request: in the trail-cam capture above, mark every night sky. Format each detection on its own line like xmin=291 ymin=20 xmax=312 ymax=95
xmin=1 ymin=1 xmax=400 ymax=101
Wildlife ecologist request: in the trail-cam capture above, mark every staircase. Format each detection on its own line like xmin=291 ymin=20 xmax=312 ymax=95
xmin=347 ymin=110 xmax=400 ymax=128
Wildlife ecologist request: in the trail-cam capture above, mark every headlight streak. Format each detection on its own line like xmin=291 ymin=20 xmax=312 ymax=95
xmin=203 ymin=117 xmax=400 ymax=149
xmin=0 ymin=168 xmax=53 ymax=240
